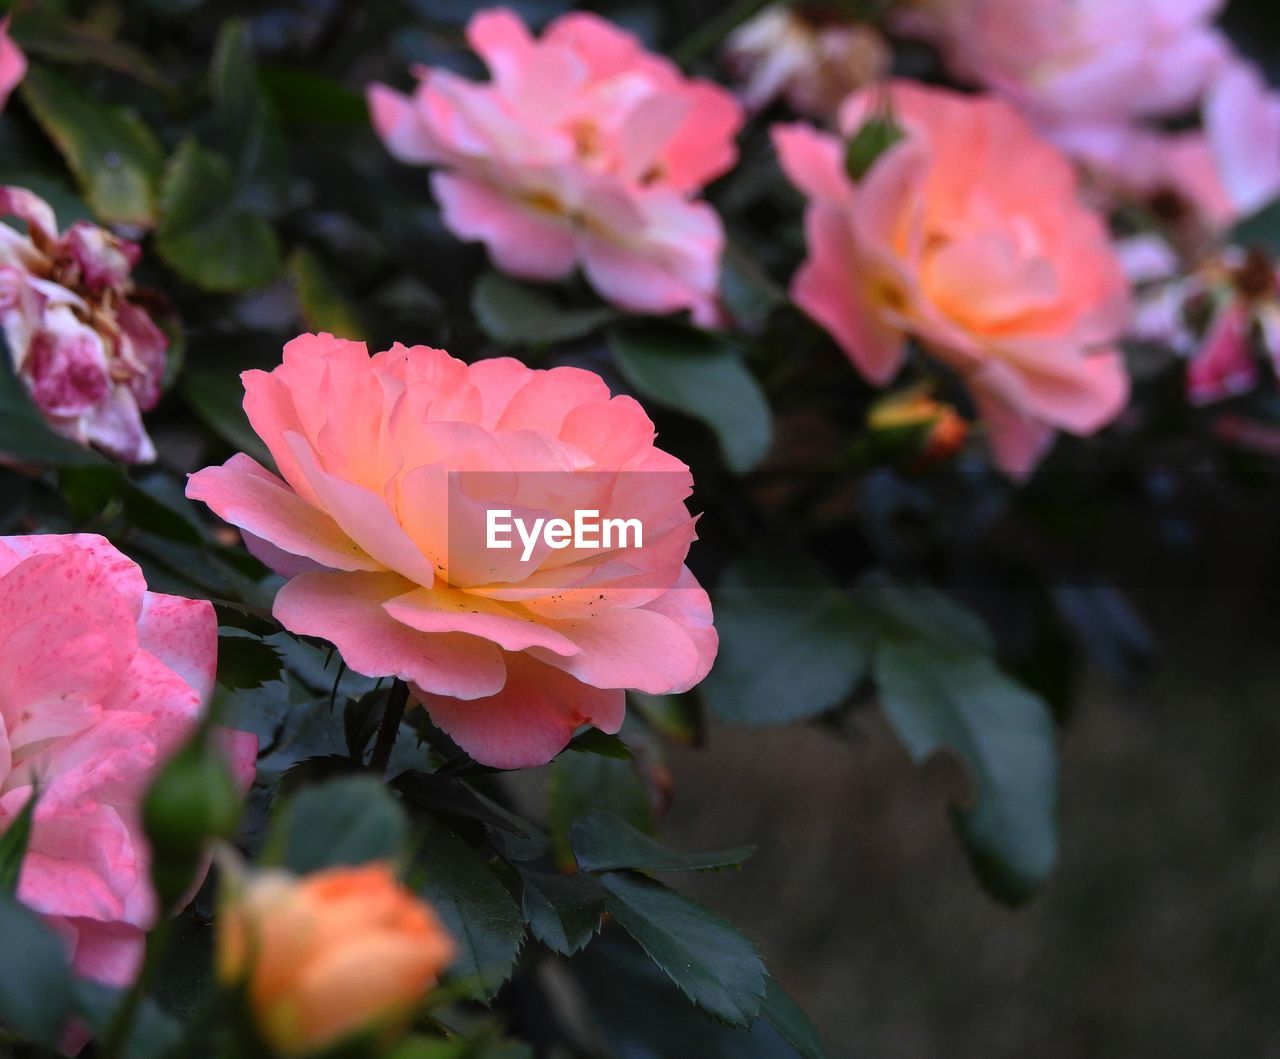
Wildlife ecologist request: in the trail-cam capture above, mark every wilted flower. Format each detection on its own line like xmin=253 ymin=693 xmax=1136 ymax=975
xmin=723 ymin=5 xmax=889 ymax=120
xmin=1131 ymin=246 xmax=1280 ymax=405
xmin=0 ymin=534 xmax=256 ymax=988
xmin=0 ymin=188 xmax=168 ymax=462
xmin=217 ymin=862 xmax=454 ymax=1057
xmin=368 ymin=8 xmax=743 ymax=326
xmin=0 ymin=17 xmax=25 ymax=110
xmin=896 ymin=0 xmax=1229 ymax=136
xmin=187 ymin=334 xmax=717 ymax=769
xmin=773 ymin=83 xmax=1131 ymax=476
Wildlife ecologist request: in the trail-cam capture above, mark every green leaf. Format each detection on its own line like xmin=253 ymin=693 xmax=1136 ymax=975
xmin=518 ymin=868 xmax=605 ymax=955
xmin=211 ymin=20 xmax=288 ymax=212
xmin=181 ymin=366 xmax=274 ymax=467
xmin=270 ymin=776 xmax=409 ymax=873
xmin=156 ymin=139 xmax=283 ymax=292
xmin=395 ymin=772 xmax=549 ymax=862
xmin=701 ymin=554 xmax=875 ymax=725
xmin=761 ymin=975 xmax=827 ymax=1059
xmin=1230 ymin=199 xmax=1280 ymax=254
xmin=599 ymin=872 xmax=766 ymax=1026
xmin=408 ymin=813 xmax=525 ymax=1001
xmin=856 ymin=574 xmax=995 ymax=654
xmin=844 ymin=115 xmax=905 ymax=181
xmin=0 ymin=342 xmax=106 ymax=467
xmin=548 ymin=753 xmax=653 ymax=871
xmin=72 ymin=980 xmax=183 ymax=1059
xmin=261 ymin=68 xmax=369 ymax=126
xmin=570 ymin=811 xmax=754 ymax=874
xmin=874 ymin=640 xmax=1058 ymax=903
xmin=0 ymin=790 xmax=36 ymax=895
xmin=290 ymin=247 xmax=367 ymax=340
xmin=564 ymin=728 xmax=633 ymax=760
xmin=0 ymin=894 xmax=74 ymax=1046
xmin=610 ymin=328 xmax=772 ymax=472
xmin=472 ymin=272 xmax=616 ymax=348
xmin=217 ymin=632 xmax=283 ymax=690
xmin=19 ymin=64 xmax=163 ymax=225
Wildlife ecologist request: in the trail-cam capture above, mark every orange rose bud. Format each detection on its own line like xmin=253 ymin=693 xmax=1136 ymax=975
xmin=867 ymin=391 xmax=969 ymax=467
xmin=217 ymin=862 xmax=454 ymax=1057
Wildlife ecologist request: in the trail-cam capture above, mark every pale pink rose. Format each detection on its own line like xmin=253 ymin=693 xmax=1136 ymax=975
xmin=772 ymin=82 xmax=1132 ymax=476
xmin=367 ymin=8 xmax=743 ymax=326
xmin=0 ymin=17 xmax=25 ymax=111
xmin=1065 ymin=59 xmax=1280 ymax=236
xmin=0 ymin=534 xmax=257 ymax=989
xmin=897 ymin=0 xmax=1229 ymax=133
xmin=723 ymin=6 xmax=889 ymax=120
xmin=186 ymin=334 xmax=717 ymax=769
xmin=0 ymin=187 xmax=168 ymax=462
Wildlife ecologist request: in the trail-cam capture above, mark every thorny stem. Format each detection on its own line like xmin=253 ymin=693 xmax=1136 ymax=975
xmin=369 ymin=679 xmax=409 ymax=775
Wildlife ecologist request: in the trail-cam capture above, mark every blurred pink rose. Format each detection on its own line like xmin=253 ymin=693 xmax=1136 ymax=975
xmin=368 ymin=8 xmax=742 ymax=326
xmin=0 ymin=534 xmax=256 ymax=988
xmin=0 ymin=187 xmax=168 ymax=462
xmin=723 ymin=5 xmax=889 ymax=120
xmin=897 ymin=0 xmax=1228 ymax=134
xmin=1066 ymin=60 xmax=1280 ymax=237
xmin=773 ymin=82 xmax=1131 ymax=476
xmin=0 ymin=17 xmax=24 ymax=110
xmin=187 ymin=334 xmax=717 ymax=769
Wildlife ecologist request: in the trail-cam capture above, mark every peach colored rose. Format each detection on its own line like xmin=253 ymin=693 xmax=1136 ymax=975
xmin=0 ymin=187 xmax=168 ymax=462
xmin=368 ymin=8 xmax=742 ymax=326
xmin=186 ymin=334 xmax=717 ymax=768
xmin=0 ymin=534 xmax=256 ymax=988
xmin=896 ymin=0 xmax=1228 ymax=135
xmin=0 ymin=17 xmax=24 ymax=111
xmin=773 ymin=83 xmax=1131 ymax=476
xmin=723 ymin=6 xmax=889 ymax=120
xmin=217 ymin=862 xmax=454 ymax=1057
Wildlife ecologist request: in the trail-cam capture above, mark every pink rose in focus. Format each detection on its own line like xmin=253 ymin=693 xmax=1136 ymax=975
xmin=0 ymin=187 xmax=168 ymax=462
xmin=773 ymin=82 xmax=1132 ymax=476
xmin=368 ymin=8 xmax=743 ymax=326
xmin=0 ymin=534 xmax=257 ymax=989
xmin=897 ymin=0 xmax=1229 ymax=135
xmin=0 ymin=17 xmax=25 ymax=110
xmin=187 ymin=334 xmax=717 ymax=769
xmin=723 ymin=5 xmax=889 ymax=120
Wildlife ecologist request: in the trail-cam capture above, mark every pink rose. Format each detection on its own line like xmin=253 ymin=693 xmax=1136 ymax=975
xmin=897 ymin=0 xmax=1228 ymax=134
xmin=367 ymin=8 xmax=743 ymax=326
xmin=0 ymin=534 xmax=257 ymax=988
xmin=723 ymin=5 xmax=889 ymax=120
xmin=0 ymin=17 xmax=25 ymax=111
xmin=773 ymin=82 xmax=1132 ymax=476
xmin=0 ymin=187 xmax=168 ymax=462
xmin=186 ymin=334 xmax=717 ymax=769
xmin=1065 ymin=59 xmax=1280 ymax=237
